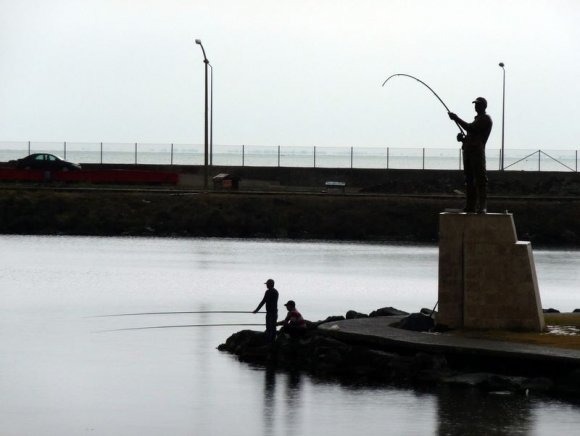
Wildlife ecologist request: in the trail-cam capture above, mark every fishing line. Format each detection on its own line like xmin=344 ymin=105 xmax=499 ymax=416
xmin=91 ymin=311 xmax=265 ymax=318
xmin=96 ymin=323 xmax=265 ymax=333
xmin=382 ymin=73 xmax=465 ymax=134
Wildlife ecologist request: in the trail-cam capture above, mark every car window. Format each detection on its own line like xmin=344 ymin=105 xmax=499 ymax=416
xmin=47 ymin=155 xmax=56 ymax=161
xmin=35 ymin=155 xmax=45 ymax=161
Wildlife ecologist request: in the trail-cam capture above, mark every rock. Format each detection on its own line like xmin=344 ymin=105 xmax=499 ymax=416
xmin=324 ymin=315 xmax=346 ymax=322
xmin=398 ymin=313 xmax=435 ymax=332
xmin=522 ymin=377 xmax=554 ymax=393
xmin=369 ymin=307 xmax=409 ymax=317
xmin=556 ymin=369 xmax=580 ymax=394
xmin=388 ymin=355 xmax=418 ymax=378
xmin=414 ymin=352 xmax=447 ymax=371
xmin=420 ymin=307 xmax=437 ymax=316
xmin=543 ymin=308 xmax=561 ymax=313
xmin=217 ymin=329 xmax=270 ymax=354
xmin=346 ymin=310 xmax=368 ymax=319
xmin=311 ymin=316 xmax=345 ymax=327
xmin=561 ymin=229 xmax=579 ymax=244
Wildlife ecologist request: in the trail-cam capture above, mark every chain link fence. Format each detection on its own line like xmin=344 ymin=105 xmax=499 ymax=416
xmin=0 ymin=141 xmax=578 ymax=172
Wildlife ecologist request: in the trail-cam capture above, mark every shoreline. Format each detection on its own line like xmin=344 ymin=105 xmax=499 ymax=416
xmin=218 ymin=311 xmax=580 ymax=400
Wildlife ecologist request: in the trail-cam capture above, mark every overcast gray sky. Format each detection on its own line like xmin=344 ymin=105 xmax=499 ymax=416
xmin=1 ymin=0 xmax=579 ymax=151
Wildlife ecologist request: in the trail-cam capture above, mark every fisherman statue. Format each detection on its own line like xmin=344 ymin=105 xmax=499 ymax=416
xmin=448 ymin=97 xmax=493 ymax=214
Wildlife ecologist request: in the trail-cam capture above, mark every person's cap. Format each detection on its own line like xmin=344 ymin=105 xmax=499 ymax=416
xmin=472 ymin=97 xmax=487 ymax=108
xmin=284 ymin=300 xmax=296 ymax=307
xmin=264 ymin=279 xmax=275 ymax=285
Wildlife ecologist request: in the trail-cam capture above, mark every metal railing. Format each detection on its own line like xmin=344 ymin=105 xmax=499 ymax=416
xmin=0 ymin=141 xmax=578 ymax=172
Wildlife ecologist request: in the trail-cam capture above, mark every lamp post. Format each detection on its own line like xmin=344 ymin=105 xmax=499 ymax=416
xmin=499 ymin=62 xmax=506 ymax=171
xmin=195 ymin=39 xmax=209 ymax=188
xmin=209 ymin=63 xmax=213 ymax=166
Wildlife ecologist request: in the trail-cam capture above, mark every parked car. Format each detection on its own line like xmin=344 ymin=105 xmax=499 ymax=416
xmin=10 ymin=153 xmax=81 ymax=171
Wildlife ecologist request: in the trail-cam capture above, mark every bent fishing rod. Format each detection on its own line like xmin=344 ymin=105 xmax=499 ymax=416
xmin=382 ymin=73 xmax=465 ymax=135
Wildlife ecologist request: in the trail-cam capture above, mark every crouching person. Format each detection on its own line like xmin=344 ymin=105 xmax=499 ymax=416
xmin=278 ymin=300 xmax=307 ymax=338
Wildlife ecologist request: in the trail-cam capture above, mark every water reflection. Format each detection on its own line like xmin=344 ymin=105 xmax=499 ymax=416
xmin=436 ymin=387 xmax=532 ymax=435
xmin=263 ymin=367 xmax=277 ymax=436
xmin=262 ymin=367 xmax=304 ymax=436
xmin=282 ymin=371 xmax=302 ymax=435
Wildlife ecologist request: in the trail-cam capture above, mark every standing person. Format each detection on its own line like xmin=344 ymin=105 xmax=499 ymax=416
xmin=448 ymin=97 xmax=493 ymax=214
xmin=277 ymin=300 xmax=307 ymax=338
xmin=253 ymin=279 xmax=279 ymax=342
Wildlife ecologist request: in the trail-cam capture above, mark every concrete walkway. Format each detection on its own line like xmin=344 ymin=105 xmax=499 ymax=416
xmin=318 ymin=316 xmax=580 ymax=368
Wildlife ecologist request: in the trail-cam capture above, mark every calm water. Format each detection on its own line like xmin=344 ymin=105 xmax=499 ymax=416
xmin=1 ymin=236 xmax=580 ymax=435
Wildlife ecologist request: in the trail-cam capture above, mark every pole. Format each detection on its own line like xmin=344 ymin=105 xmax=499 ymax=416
xmin=350 ymin=146 xmax=353 ymax=169
xmin=203 ymin=61 xmax=209 ymax=187
xmin=313 ymin=146 xmax=316 ymax=168
xmin=499 ymin=62 xmax=506 ymax=171
xmin=209 ymin=63 xmax=213 ymax=167
xmin=195 ymin=39 xmax=209 ymax=189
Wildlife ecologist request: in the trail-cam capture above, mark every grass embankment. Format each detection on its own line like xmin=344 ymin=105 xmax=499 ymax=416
xmin=454 ymin=314 xmax=580 ymax=350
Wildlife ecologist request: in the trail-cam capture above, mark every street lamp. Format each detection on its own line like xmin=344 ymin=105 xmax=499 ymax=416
xmin=499 ymin=62 xmax=506 ymax=171
xmin=209 ymin=63 xmax=213 ymax=166
xmin=195 ymin=39 xmax=209 ymax=188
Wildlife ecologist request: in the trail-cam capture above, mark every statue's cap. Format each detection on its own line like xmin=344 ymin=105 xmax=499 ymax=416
xmin=472 ymin=97 xmax=487 ymax=108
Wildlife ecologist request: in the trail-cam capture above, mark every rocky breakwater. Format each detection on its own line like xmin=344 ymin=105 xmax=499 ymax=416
xmin=218 ymin=307 xmax=580 ymax=398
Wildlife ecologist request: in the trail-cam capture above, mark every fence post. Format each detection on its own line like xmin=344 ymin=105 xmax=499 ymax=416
xmin=422 ymin=147 xmax=425 ymax=170
xmin=134 ymin=143 xmax=138 ymax=164
xmin=64 ymin=141 xmax=67 ymax=159
xmin=314 ymin=146 xmax=316 ymax=168
xmin=28 ymin=141 xmax=31 ymax=155
xmin=242 ymin=145 xmax=245 ymax=167
xmin=499 ymin=149 xmax=502 ymax=170
xmin=387 ymin=147 xmax=389 ymax=169
xmin=278 ymin=145 xmax=280 ymax=167
xmin=350 ymin=146 xmax=353 ymax=169
xmin=100 ymin=142 xmax=103 ymax=164
xmin=538 ymin=149 xmax=541 ymax=171
xmin=171 ymin=143 xmax=174 ymax=165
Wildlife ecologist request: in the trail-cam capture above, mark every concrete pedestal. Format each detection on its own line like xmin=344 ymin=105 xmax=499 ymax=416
xmin=438 ymin=212 xmax=545 ymax=332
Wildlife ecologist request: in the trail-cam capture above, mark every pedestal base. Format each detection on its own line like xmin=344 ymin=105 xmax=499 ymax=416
xmin=438 ymin=212 xmax=544 ymax=332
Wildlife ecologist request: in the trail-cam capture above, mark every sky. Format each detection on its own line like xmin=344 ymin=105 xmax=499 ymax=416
xmin=1 ymin=0 xmax=579 ymax=151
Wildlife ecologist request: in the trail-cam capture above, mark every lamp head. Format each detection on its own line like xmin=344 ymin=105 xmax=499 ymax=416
xmin=195 ymin=39 xmax=202 ymax=45
xmin=499 ymin=62 xmax=505 ymax=67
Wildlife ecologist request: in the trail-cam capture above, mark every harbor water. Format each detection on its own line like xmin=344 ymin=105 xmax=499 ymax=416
xmin=1 ymin=235 xmax=580 ymax=435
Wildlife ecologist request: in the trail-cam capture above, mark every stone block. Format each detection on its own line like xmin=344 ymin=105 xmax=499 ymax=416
xmin=438 ymin=212 xmax=544 ymax=332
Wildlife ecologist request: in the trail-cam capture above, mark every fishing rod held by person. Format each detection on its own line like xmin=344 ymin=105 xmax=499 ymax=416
xmin=382 ymin=73 xmax=465 ymax=135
